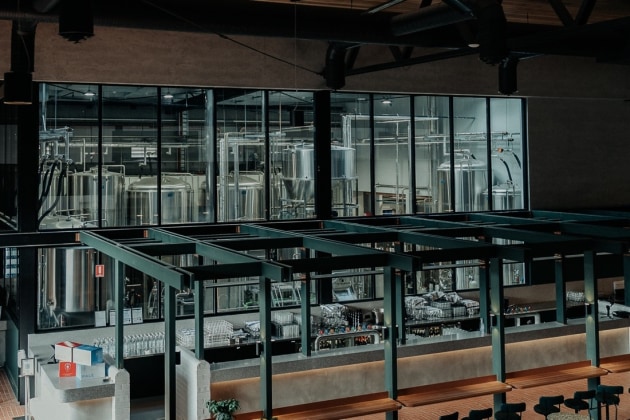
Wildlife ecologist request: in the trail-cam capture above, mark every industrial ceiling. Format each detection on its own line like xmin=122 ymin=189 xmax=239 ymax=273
xmin=1 ymin=0 xmax=630 ymax=89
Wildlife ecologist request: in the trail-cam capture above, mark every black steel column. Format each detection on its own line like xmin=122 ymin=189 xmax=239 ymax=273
xmin=164 ymin=286 xmax=177 ymax=420
xmin=114 ymin=260 xmax=125 ymax=369
xmin=554 ymin=256 xmax=568 ymax=323
xmin=314 ymin=90 xmax=332 ymax=219
xmin=300 ymin=274 xmax=312 ymax=356
xmin=583 ymin=251 xmax=600 ymax=394
xmin=489 ymin=258 xmax=506 ymax=410
xmin=384 ymin=267 xmax=398 ymax=420
xmin=259 ymin=276 xmax=273 ymax=420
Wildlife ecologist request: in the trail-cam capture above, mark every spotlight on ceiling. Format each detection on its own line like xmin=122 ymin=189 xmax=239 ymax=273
xmin=498 ymin=57 xmax=518 ymax=95
xmin=59 ymin=0 xmax=94 ymax=43
xmin=3 ymin=71 xmax=33 ymax=105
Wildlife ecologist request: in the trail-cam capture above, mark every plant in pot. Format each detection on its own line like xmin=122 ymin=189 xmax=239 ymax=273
xmin=207 ymin=398 xmax=240 ymax=420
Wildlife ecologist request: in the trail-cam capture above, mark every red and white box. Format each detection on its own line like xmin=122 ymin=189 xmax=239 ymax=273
xmin=54 ymin=341 xmax=80 ymax=362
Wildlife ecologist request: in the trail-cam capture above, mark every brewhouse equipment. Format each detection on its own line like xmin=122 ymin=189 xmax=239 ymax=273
xmin=437 ymin=153 xmax=487 ymax=212
xmin=281 ymin=144 xmax=315 ymax=205
xmin=68 ymin=166 xmax=126 ymax=226
xmin=222 ymin=172 xmax=264 ymax=221
xmin=127 ymin=175 xmax=193 ymax=225
xmin=38 ymin=247 xmax=106 ymax=328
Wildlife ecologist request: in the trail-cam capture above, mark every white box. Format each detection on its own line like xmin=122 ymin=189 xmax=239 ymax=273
xmin=76 ymin=362 xmax=106 ymax=379
xmin=73 ymin=345 xmax=104 ymax=366
xmin=54 ymin=341 xmax=80 ymax=362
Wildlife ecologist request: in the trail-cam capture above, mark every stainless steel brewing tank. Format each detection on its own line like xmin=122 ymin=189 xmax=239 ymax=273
xmin=127 ymin=175 xmax=193 ymax=225
xmin=437 ymin=155 xmax=487 ymax=212
xmin=222 ymin=173 xmax=264 ymax=221
xmin=69 ymin=167 xmax=125 ymax=226
xmin=42 ymin=247 xmax=96 ymax=313
xmin=281 ymin=145 xmax=356 ymax=202
xmin=281 ymin=145 xmax=315 ymax=202
xmin=483 ymin=181 xmax=521 ymax=210
xmin=331 ymin=146 xmax=356 ymax=179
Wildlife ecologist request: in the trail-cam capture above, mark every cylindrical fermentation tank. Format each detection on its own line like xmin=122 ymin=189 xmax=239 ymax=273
xmin=281 ymin=144 xmax=315 ymax=203
xmin=437 ymin=154 xmax=487 ymax=212
xmin=69 ymin=166 xmax=125 ymax=226
xmin=331 ymin=146 xmax=356 ymax=179
xmin=221 ymin=173 xmax=264 ymax=221
xmin=128 ymin=175 xmax=193 ymax=225
xmin=41 ymin=247 xmax=97 ymax=314
xmin=281 ymin=144 xmax=356 ymax=202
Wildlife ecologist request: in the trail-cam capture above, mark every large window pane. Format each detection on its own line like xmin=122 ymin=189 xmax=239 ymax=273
xmin=216 ymin=89 xmax=265 ymax=222
xmin=103 ymin=85 xmax=159 ymax=226
xmin=489 ymin=97 xmax=524 ymax=210
xmin=330 ymin=93 xmax=362 ymax=217
xmin=160 ymin=87 xmax=209 ymax=224
xmin=39 ymin=83 xmax=100 ymax=229
xmin=414 ymin=95 xmax=450 ymax=214
xmin=449 ymin=97 xmax=489 ymax=212
xmin=269 ymin=90 xmax=315 ymax=220
xmin=373 ymin=94 xmax=411 ymax=215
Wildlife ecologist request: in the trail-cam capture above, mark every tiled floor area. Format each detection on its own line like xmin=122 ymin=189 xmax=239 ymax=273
xmin=0 ymin=367 xmax=630 ymax=419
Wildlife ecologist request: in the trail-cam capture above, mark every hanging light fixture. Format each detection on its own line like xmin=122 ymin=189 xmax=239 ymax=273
xmin=163 ymin=89 xmax=174 ymax=99
xmin=84 ymin=88 xmax=95 ymax=97
xmin=59 ymin=0 xmax=94 ymax=43
xmin=381 ymin=98 xmax=392 ymax=105
xmin=3 ymin=71 xmax=33 ymax=105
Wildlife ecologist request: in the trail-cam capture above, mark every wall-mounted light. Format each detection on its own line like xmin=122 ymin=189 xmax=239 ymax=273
xmin=3 ymin=71 xmax=33 ymax=105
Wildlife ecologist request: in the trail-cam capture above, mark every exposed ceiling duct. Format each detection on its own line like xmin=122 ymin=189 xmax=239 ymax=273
xmin=3 ymin=19 xmax=36 ymax=105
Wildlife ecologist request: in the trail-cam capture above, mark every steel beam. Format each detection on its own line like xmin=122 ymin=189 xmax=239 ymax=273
xmin=80 ymin=231 xmax=187 ymax=289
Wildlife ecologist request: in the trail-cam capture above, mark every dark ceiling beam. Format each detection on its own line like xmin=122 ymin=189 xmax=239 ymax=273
xmin=575 ymin=0 xmax=597 ymax=26
xmin=547 ymin=0 xmax=576 ymax=26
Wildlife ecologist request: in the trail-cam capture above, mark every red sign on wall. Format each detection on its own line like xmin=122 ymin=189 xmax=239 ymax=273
xmin=95 ymin=264 xmax=105 ymax=278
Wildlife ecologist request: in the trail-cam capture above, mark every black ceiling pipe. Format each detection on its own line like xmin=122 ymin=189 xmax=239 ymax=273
xmin=498 ymin=56 xmax=518 ymax=95
xmin=324 ymin=44 xmax=347 ymax=90
xmin=4 ymin=19 xmax=36 ymax=105
xmin=474 ymin=0 xmax=508 ymax=64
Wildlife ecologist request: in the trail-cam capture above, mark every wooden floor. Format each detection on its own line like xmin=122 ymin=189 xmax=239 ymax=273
xmin=1 ymin=368 xmax=630 ymax=419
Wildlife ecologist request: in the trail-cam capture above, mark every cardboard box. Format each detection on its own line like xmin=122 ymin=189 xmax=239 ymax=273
xmin=54 ymin=341 xmax=80 ymax=362
xmin=73 ymin=344 xmax=104 ymax=366
xmin=76 ymin=362 xmax=106 ymax=379
xmin=58 ymin=361 xmax=76 ymax=377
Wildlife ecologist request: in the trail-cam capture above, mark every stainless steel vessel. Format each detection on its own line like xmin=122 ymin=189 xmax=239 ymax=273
xmin=437 ymin=155 xmax=487 ymax=212
xmin=128 ymin=175 xmax=193 ymax=225
xmin=223 ymin=172 xmax=264 ymax=221
xmin=69 ymin=166 xmax=125 ymax=226
xmin=281 ymin=145 xmax=315 ymax=202
xmin=331 ymin=146 xmax=356 ymax=179
xmin=42 ymin=247 xmax=96 ymax=313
